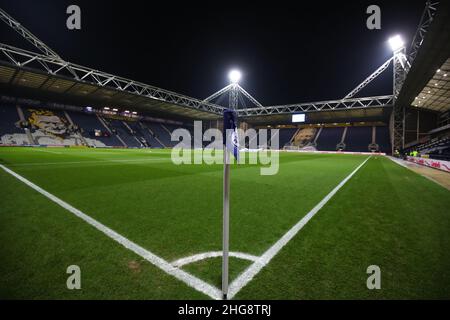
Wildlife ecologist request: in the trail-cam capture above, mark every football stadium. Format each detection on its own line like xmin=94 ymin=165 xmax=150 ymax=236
xmin=0 ymin=1 xmax=450 ymax=303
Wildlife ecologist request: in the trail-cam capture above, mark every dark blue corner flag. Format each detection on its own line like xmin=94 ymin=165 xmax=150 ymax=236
xmin=223 ymin=109 xmax=239 ymax=162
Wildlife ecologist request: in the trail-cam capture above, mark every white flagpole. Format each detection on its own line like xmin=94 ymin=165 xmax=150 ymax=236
xmin=222 ymin=145 xmax=230 ymax=299
xmin=222 ymin=71 xmax=240 ymax=300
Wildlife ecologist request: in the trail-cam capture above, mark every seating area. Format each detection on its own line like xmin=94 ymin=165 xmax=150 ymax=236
xmin=107 ymin=119 xmax=142 ymax=148
xmin=163 ymin=123 xmax=188 ymax=147
xmin=23 ymin=108 xmax=82 ymax=146
xmin=137 ymin=122 xmax=165 ymax=148
xmin=241 ymin=128 xmax=288 ymax=149
xmin=0 ymin=105 xmax=106 ymax=147
xmin=413 ymin=135 xmax=450 ymax=161
xmin=278 ymin=128 xmax=298 ymax=147
xmin=375 ymin=126 xmax=391 ymax=154
xmin=1 ymin=103 xmax=393 ymax=153
xmin=345 ymin=127 xmax=372 ymax=152
xmin=70 ymin=111 xmax=194 ymax=149
xmin=125 ymin=121 xmax=150 ymax=148
xmin=316 ymin=127 xmax=344 ymax=151
xmin=67 ymin=111 xmax=122 ymax=147
xmin=0 ymin=105 xmax=29 ymax=145
xmin=292 ymin=128 xmax=317 ymax=147
xmin=313 ymin=126 xmax=391 ymax=153
xmin=146 ymin=122 xmax=174 ymax=148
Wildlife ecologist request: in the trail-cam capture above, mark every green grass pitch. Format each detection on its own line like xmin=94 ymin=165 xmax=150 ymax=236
xmin=0 ymin=147 xmax=449 ymax=299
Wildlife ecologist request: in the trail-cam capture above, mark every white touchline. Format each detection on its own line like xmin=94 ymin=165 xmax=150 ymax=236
xmin=227 ymin=156 xmax=372 ymax=299
xmin=0 ymin=164 xmax=222 ymax=300
xmin=172 ymin=251 xmax=259 ymax=268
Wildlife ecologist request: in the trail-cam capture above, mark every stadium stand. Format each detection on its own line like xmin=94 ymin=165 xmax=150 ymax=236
xmin=23 ymin=108 xmax=81 ymax=146
xmin=403 ymin=124 xmax=450 ymax=161
xmin=146 ymin=122 xmax=173 ymax=148
xmin=67 ymin=111 xmax=122 ymax=147
xmin=14 ymin=107 xmax=102 ymax=146
xmin=345 ymin=126 xmax=372 ymax=152
xmin=316 ymin=127 xmax=344 ymax=151
xmin=161 ymin=123 xmax=185 ymax=147
xmin=278 ymin=128 xmax=298 ymax=147
xmin=103 ymin=118 xmax=140 ymax=148
xmin=2 ymin=101 xmax=394 ymax=153
xmin=292 ymin=128 xmax=317 ymax=147
xmin=138 ymin=122 xmax=165 ymax=148
xmin=0 ymin=100 xmax=203 ymax=149
xmin=0 ymin=104 xmax=30 ymax=145
xmin=247 ymin=128 xmax=297 ymax=149
xmin=375 ymin=126 xmax=391 ymax=154
xmin=412 ymin=135 xmax=450 ymax=161
xmin=125 ymin=121 xmax=150 ymax=148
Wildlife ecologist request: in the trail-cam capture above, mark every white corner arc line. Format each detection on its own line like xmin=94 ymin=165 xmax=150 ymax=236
xmin=0 ymin=164 xmax=222 ymax=300
xmin=172 ymin=251 xmax=259 ymax=268
xmin=227 ymin=156 xmax=371 ymax=299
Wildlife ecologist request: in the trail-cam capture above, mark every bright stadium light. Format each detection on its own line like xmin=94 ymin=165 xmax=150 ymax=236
xmin=292 ymin=114 xmax=306 ymax=123
xmin=228 ymin=70 xmax=241 ymax=83
xmin=388 ymin=35 xmax=405 ymax=52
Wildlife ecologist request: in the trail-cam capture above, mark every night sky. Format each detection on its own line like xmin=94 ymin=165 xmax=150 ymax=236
xmin=0 ymin=0 xmax=426 ymax=106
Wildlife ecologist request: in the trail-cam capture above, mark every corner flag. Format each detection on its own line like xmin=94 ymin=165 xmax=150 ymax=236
xmin=222 ymin=109 xmax=239 ymax=300
xmin=223 ymin=109 xmax=239 ymax=162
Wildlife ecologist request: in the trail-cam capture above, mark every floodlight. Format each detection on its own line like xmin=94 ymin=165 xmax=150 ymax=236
xmin=228 ymin=70 xmax=241 ymax=83
xmin=388 ymin=35 xmax=405 ymax=52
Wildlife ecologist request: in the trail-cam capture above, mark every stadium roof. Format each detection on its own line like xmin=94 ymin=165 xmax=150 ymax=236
xmin=0 ymin=52 xmax=222 ymax=121
xmin=397 ymin=0 xmax=450 ymax=113
xmin=411 ymin=58 xmax=450 ymax=112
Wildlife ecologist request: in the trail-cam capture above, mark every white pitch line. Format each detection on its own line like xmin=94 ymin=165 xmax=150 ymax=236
xmin=227 ymin=156 xmax=371 ymax=299
xmin=172 ymin=251 xmax=259 ymax=268
xmin=31 ymin=149 xmax=63 ymax=155
xmin=0 ymin=164 xmax=222 ymax=300
xmin=8 ymin=158 xmax=170 ymax=167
